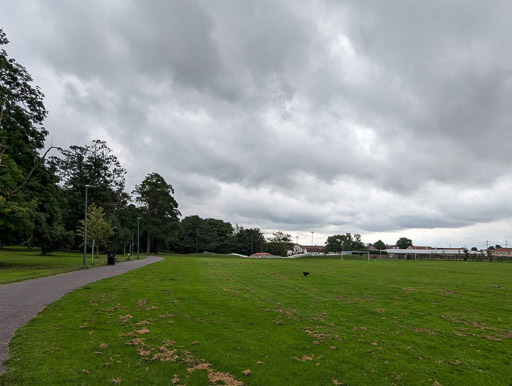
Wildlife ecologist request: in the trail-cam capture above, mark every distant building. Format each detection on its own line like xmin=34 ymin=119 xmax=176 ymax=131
xmin=286 ymin=244 xmax=325 ymax=255
xmin=493 ymin=248 xmax=512 ymax=257
xmin=289 ymin=244 xmax=304 ymax=255
xmin=301 ymin=245 xmax=324 ymax=255
xmin=386 ymin=248 xmax=470 ymax=259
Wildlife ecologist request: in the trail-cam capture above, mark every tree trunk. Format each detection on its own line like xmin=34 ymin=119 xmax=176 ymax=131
xmin=146 ymin=231 xmax=151 ymax=255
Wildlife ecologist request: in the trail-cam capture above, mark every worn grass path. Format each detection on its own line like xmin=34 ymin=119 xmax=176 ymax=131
xmin=0 ymin=256 xmax=163 ymax=373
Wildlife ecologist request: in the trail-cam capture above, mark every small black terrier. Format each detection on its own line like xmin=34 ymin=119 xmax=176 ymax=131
xmin=303 ymin=271 xmax=310 ymax=276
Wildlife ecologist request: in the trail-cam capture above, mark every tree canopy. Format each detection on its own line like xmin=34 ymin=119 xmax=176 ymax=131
xmin=133 ymin=172 xmax=180 ymax=253
xmin=324 ymin=233 xmax=365 ymax=252
xmin=396 ymin=237 xmax=413 ymax=249
xmin=266 ymin=231 xmax=293 ymax=256
xmin=51 ymin=139 xmax=128 ymax=238
xmin=77 ymin=203 xmax=115 ymax=256
xmin=0 ymin=28 xmax=63 ymax=249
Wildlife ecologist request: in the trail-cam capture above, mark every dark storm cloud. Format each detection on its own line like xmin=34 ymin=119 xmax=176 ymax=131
xmin=2 ymin=0 xmax=512 ymax=245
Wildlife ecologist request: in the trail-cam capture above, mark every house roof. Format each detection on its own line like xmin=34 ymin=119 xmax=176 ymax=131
xmin=248 ymin=252 xmax=271 ymax=258
xmin=301 ymin=245 xmax=324 ymax=252
xmin=496 ymin=248 xmax=512 ymax=252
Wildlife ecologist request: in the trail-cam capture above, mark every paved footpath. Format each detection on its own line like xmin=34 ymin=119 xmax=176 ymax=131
xmin=0 ymin=256 xmax=163 ymax=373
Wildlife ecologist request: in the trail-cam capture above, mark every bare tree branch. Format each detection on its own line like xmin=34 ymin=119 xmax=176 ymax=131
xmin=9 ymin=146 xmax=60 ymax=195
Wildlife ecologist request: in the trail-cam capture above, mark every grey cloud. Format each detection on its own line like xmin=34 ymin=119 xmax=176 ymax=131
xmin=2 ymin=0 xmax=512 ymax=246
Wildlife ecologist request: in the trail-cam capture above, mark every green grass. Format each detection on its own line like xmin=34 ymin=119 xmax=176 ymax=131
xmin=2 ymin=256 xmax=512 ymax=385
xmin=0 ymin=247 xmax=133 ymax=284
xmin=296 ymin=254 xmax=369 ymax=260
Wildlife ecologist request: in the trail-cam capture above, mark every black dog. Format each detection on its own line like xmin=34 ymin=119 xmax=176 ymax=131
xmin=303 ymin=271 xmax=310 ymax=276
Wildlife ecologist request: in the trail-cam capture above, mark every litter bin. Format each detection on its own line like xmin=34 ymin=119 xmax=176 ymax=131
xmin=107 ymin=253 xmax=116 ymax=265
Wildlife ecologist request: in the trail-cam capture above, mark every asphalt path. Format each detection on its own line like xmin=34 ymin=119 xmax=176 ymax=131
xmin=0 ymin=256 xmax=163 ymax=373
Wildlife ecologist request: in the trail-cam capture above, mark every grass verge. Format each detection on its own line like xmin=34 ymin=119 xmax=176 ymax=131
xmin=1 ymin=256 xmax=512 ymax=385
xmin=0 ymin=247 xmax=133 ymax=285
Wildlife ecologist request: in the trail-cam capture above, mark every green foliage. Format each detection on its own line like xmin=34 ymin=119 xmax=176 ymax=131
xmin=266 ymin=231 xmax=293 ymax=256
xmin=171 ymin=218 xmax=265 ymax=255
xmin=324 ymin=234 xmax=343 ymax=252
xmin=200 ymin=218 xmax=234 ymax=253
xmin=176 ymin=215 xmax=234 ymax=254
xmin=3 ymin=257 xmax=512 ymax=385
xmin=51 ymin=140 xmax=128 ymax=242
xmin=373 ymin=239 xmax=386 ymax=250
xmin=396 ymin=237 xmax=413 ymax=249
xmin=325 ymin=233 xmax=365 ymax=252
xmin=133 ymin=172 xmax=180 ymax=253
xmin=0 ymin=194 xmax=35 ymax=245
xmin=112 ymin=204 xmax=142 ymax=254
xmin=76 ymin=204 xmax=115 ymax=254
xmin=0 ymin=28 xmax=63 ymax=248
xmin=231 ymin=225 xmax=265 ymax=256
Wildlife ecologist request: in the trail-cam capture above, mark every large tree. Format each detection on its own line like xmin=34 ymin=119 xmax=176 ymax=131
xmin=373 ymin=240 xmax=386 ymax=251
xmin=52 ymin=139 xmax=128 ymax=245
xmin=325 ymin=235 xmax=344 ymax=252
xmin=324 ymin=233 xmax=365 ymax=252
xmin=133 ymin=172 xmax=180 ymax=253
xmin=25 ymin=165 xmax=73 ymax=255
xmin=0 ymin=28 xmax=63 ymax=249
xmin=176 ymin=215 xmax=234 ymax=254
xmin=396 ymin=237 xmax=413 ymax=249
xmin=266 ymin=231 xmax=293 ymax=256
xmin=231 ymin=225 xmax=265 ymax=256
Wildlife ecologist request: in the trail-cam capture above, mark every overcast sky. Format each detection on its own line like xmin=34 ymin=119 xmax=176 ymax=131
xmin=2 ymin=1 xmax=512 ymax=248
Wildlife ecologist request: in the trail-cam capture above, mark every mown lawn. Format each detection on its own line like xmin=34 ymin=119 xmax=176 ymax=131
xmin=2 ymin=256 xmax=512 ymax=385
xmin=0 ymin=247 xmax=132 ymax=284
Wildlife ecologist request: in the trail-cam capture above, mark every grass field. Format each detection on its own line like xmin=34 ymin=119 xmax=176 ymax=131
xmin=1 ymin=255 xmax=512 ymax=385
xmin=0 ymin=247 xmax=132 ymax=285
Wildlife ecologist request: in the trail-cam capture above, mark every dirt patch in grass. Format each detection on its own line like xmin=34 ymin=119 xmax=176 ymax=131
xmin=119 ymin=314 xmax=133 ymax=323
xmin=292 ymin=354 xmax=314 ymax=362
xmin=412 ymin=328 xmax=437 ymax=335
xmin=152 ymin=341 xmax=179 ymax=362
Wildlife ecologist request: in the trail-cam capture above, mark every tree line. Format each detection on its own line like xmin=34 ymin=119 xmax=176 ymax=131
xmin=0 ymin=28 xmax=420 ymax=257
xmin=0 ymin=28 xmax=272 ymax=256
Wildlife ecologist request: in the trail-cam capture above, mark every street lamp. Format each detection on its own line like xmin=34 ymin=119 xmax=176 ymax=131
xmin=83 ymin=185 xmax=96 ymax=268
xmin=311 ymin=231 xmax=314 ymax=246
xmin=137 ymin=217 xmax=141 ymax=259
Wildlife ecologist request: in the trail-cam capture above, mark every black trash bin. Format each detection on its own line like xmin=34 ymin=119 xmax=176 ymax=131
xmin=107 ymin=253 xmax=115 ymax=265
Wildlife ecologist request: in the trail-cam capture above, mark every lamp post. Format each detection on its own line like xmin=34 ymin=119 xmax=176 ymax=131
xmin=137 ymin=217 xmax=141 ymax=259
xmin=311 ymin=231 xmax=314 ymax=246
xmin=83 ymin=185 xmax=96 ymax=268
